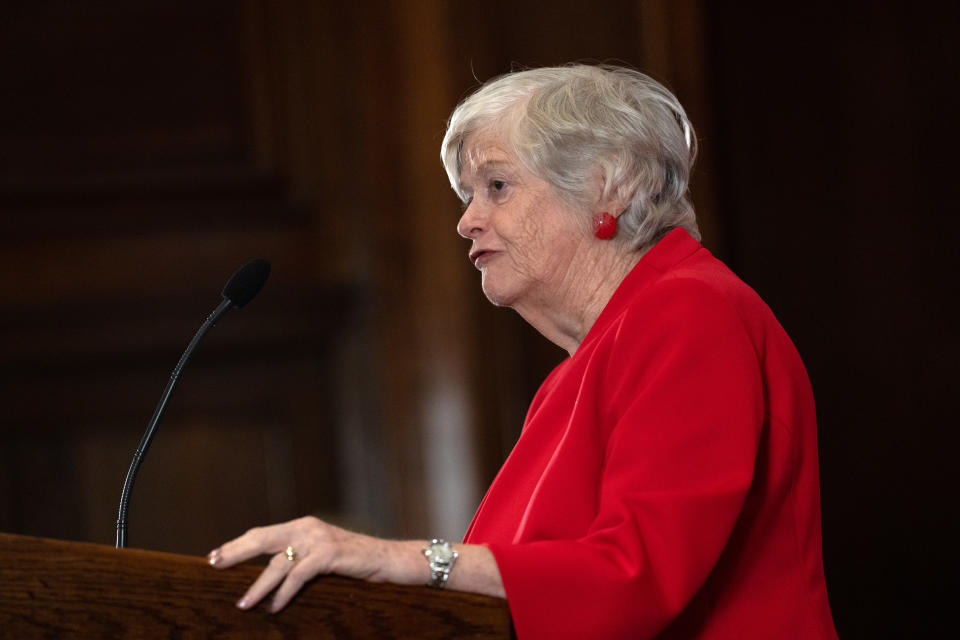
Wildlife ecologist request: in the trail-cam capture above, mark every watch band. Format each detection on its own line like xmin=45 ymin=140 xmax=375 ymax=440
xmin=422 ymin=538 xmax=459 ymax=588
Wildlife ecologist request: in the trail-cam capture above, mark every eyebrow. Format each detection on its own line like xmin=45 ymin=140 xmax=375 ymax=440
xmin=461 ymin=158 xmax=513 ymax=181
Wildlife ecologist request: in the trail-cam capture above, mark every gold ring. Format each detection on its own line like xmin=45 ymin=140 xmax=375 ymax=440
xmin=284 ymin=545 xmax=296 ymax=562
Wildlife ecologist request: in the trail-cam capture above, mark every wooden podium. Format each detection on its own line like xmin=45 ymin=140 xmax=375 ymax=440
xmin=0 ymin=532 xmax=513 ymax=638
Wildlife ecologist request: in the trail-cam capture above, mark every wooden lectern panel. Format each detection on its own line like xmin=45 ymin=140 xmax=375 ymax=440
xmin=0 ymin=532 xmax=513 ymax=639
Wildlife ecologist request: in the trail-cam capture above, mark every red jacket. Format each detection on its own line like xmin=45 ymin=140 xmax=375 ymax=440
xmin=464 ymin=228 xmax=837 ymax=639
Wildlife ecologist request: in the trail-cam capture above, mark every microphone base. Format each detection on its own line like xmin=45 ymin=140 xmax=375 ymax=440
xmin=116 ymin=526 xmax=127 ymax=549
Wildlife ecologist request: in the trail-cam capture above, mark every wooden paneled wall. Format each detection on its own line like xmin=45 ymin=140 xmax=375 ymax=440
xmin=0 ymin=0 xmax=363 ymax=553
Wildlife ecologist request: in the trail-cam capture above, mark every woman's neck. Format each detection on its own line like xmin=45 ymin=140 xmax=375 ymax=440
xmin=513 ymin=245 xmax=645 ymax=356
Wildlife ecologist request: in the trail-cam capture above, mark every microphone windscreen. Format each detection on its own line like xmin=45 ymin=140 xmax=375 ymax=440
xmin=222 ymin=259 xmax=271 ymax=307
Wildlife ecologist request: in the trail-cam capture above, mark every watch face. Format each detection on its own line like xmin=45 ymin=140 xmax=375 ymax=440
xmin=423 ymin=539 xmax=458 ymax=588
xmin=428 ymin=541 xmax=455 ymax=564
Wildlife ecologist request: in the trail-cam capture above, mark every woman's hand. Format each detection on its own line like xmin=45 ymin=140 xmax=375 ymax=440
xmin=208 ymin=515 xmax=506 ymax=612
xmin=207 ymin=516 xmax=405 ymax=612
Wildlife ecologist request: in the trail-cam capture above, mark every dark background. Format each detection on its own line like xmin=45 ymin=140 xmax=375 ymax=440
xmin=1 ymin=2 xmax=956 ymax=637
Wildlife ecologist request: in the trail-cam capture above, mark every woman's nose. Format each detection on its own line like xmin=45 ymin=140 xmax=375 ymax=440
xmin=457 ymin=201 xmax=484 ymax=239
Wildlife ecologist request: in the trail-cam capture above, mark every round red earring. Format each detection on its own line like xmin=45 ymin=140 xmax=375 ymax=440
xmin=593 ymin=212 xmax=617 ymax=239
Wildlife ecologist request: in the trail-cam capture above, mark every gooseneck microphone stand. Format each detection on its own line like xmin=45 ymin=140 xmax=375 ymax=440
xmin=115 ymin=259 xmax=270 ymax=548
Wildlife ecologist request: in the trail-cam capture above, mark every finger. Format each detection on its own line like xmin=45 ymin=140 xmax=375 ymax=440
xmin=209 ymin=522 xmax=292 ymax=569
xmin=269 ymin=555 xmax=325 ymax=613
xmin=236 ymin=552 xmax=295 ymax=610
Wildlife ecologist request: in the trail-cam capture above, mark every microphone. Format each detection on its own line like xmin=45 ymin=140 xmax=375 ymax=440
xmin=115 ymin=259 xmax=271 ymax=548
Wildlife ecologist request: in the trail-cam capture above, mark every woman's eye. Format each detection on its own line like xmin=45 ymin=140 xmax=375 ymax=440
xmin=491 ymin=180 xmax=506 ymax=192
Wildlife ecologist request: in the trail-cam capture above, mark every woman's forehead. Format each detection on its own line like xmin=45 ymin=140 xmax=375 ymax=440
xmin=461 ymin=129 xmax=516 ymax=175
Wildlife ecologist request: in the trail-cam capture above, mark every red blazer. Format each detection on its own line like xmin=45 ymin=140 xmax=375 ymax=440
xmin=464 ymin=229 xmax=838 ymax=639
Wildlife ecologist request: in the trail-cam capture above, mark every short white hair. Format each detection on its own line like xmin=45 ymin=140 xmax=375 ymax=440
xmin=441 ymin=64 xmax=700 ymax=249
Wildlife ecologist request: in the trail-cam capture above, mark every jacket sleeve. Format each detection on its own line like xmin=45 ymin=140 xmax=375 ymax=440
xmin=485 ymin=277 xmax=766 ymax=639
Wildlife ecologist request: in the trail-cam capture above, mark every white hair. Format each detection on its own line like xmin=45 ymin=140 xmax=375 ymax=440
xmin=441 ymin=64 xmax=700 ymax=249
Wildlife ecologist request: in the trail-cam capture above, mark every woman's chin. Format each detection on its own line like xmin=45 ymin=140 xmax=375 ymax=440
xmin=480 ymin=280 xmax=518 ymax=308
xmin=482 ymin=289 xmax=512 ymax=308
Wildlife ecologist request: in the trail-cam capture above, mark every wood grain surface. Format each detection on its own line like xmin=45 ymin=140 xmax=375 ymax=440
xmin=0 ymin=532 xmax=513 ymax=639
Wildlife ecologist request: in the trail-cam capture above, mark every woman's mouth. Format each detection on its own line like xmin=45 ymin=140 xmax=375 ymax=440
xmin=470 ymin=249 xmax=497 ymax=268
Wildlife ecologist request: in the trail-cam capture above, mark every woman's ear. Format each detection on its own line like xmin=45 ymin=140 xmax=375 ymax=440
xmin=593 ymin=171 xmax=630 ymax=221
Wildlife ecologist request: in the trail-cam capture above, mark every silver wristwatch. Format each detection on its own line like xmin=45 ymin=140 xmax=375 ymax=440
xmin=422 ymin=538 xmax=459 ymax=588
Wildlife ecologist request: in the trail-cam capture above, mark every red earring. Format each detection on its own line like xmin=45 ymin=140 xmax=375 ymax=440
xmin=593 ymin=212 xmax=617 ymax=239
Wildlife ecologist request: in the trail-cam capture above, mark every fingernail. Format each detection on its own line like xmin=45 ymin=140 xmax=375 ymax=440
xmin=207 ymin=549 xmax=220 ymax=566
xmin=236 ymin=597 xmax=249 ymax=609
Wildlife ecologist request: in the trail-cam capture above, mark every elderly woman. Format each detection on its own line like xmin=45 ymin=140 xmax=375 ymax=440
xmin=208 ymin=64 xmax=838 ymax=639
